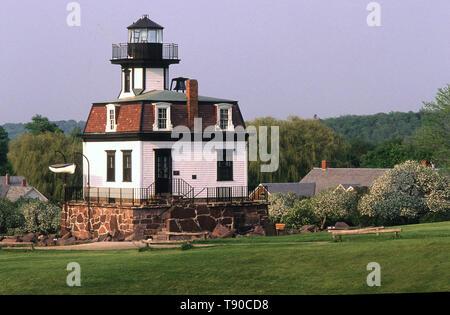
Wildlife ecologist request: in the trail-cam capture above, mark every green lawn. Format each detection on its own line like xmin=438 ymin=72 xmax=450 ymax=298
xmin=0 ymin=221 xmax=449 ymax=294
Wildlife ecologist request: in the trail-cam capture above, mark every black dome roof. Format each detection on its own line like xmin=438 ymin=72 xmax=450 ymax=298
xmin=128 ymin=15 xmax=163 ymax=30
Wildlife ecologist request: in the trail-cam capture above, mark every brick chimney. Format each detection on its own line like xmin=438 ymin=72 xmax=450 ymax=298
xmin=5 ymin=173 xmax=10 ymax=185
xmin=186 ymin=79 xmax=198 ymax=130
xmin=421 ymin=160 xmax=431 ymax=167
xmin=321 ymin=160 xmax=331 ymax=170
xmin=21 ymin=179 xmax=27 ymax=187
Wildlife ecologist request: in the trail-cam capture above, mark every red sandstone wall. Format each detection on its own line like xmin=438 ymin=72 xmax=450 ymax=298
xmin=64 ymin=202 xmax=269 ymax=240
xmin=63 ymin=203 xmax=170 ymax=239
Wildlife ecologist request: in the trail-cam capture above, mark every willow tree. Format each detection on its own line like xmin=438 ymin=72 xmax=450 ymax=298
xmin=0 ymin=126 xmax=13 ymax=175
xmin=8 ymin=132 xmax=82 ymax=201
xmin=247 ymin=116 xmax=348 ymax=188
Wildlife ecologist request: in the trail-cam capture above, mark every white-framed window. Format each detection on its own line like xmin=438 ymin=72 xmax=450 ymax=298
xmin=105 ymin=104 xmax=117 ymax=132
xmin=215 ymin=103 xmax=234 ymax=131
xmin=152 ymin=102 xmax=173 ymax=131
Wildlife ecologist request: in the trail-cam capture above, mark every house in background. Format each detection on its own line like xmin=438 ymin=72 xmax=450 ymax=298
xmin=251 ymin=182 xmax=315 ymax=200
xmin=0 ymin=174 xmax=48 ymax=202
xmin=334 ymin=183 xmax=361 ymax=192
xmin=299 ymin=160 xmax=389 ymax=195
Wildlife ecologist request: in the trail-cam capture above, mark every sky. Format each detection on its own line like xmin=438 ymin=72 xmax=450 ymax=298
xmin=0 ymin=0 xmax=449 ymax=124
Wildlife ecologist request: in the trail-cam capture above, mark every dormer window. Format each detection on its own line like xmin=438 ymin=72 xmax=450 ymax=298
xmin=153 ymin=102 xmax=173 ymax=131
xmin=109 ymin=109 xmax=115 ymax=128
xmin=215 ymin=103 xmax=234 ymax=131
xmin=219 ymin=108 xmax=228 ymax=130
xmin=106 ymin=104 xmax=117 ymax=132
xmin=158 ymin=107 xmax=167 ymax=129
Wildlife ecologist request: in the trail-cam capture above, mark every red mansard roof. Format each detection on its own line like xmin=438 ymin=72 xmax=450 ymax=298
xmin=84 ymin=102 xmax=245 ymax=134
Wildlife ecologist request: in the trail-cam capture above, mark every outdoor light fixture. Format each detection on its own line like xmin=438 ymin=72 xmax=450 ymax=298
xmin=49 ymin=151 xmax=92 ymax=237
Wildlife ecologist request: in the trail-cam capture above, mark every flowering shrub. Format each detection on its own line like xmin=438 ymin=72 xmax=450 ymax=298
xmin=268 ymin=192 xmax=306 ymax=223
xmin=311 ymin=187 xmax=360 ymax=226
xmin=359 ymin=160 xmax=450 ymax=225
xmin=268 ymin=192 xmax=319 ymax=228
xmin=16 ymin=198 xmax=61 ymax=234
xmin=280 ymin=198 xmax=320 ymax=228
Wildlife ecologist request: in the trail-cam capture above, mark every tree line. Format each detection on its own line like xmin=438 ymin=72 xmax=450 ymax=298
xmin=248 ymin=85 xmax=449 ymax=187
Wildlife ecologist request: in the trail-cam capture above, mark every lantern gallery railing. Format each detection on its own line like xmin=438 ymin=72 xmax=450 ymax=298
xmin=111 ymin=43 xmax=179 ymax=60
xmin=64 ymin=184 xmax=268 ymax=205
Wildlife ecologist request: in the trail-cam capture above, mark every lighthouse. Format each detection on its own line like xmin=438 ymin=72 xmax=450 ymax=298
xmin=111 ymin=15 xmax=180 ymax=98
xmin=63 ymin=14 xmax=271 ymax=241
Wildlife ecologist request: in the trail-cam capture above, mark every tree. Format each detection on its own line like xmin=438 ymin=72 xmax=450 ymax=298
xmin=360 ymin=138 xmax=431 ymax=168
xmin=280 ymin=198 xmax=320 ymax=228
xmin=343 ymin=137 xmax=376 ymax=167
xmin=247 ymin=116 xmax=348 ymax=188
xmin=415 ymin=85 xmax=450 ymax=170
xmin=8 ymin=132 xmax=83 ymax=201
xmin=16 ymin=198 xmax=61 ymax=234
xmin=322 ymin=111 xmax=424 ymax=143
xmin=268 ymin=192 xmax=304 ymax=223
xmin=358 ymin=161 xmax=450 ymax=225
xmin=24 ymin=115 xmax=63 ymax=135
xmin=0 ymin=126 xmax=13 ymax=175
xmin=311 ymin=187 xmax=360 ymax=227
xmin=70 ymin=126 xmax=83 ymax=142
xmin=0 ymin=198 xmax=24 ymax=234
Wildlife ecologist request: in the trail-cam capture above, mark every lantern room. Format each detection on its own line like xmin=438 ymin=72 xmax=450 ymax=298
xmin=127 ymin=14 xmax=164 ymax=43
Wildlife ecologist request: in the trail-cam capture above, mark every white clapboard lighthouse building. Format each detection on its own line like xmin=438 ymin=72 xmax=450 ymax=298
xmin=82 ymin=15 xmax=248 ymax=201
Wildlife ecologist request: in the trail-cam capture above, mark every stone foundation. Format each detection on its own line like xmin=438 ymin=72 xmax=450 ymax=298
xmin=63 ymin=201 xmax=269 ymax=240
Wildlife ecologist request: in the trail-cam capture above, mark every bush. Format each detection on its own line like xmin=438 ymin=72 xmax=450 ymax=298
xmin=180 ymin=242 xmax=194 ymax=250
xmin=359 ymin=160 xmax=450 ymax=225
xmin=311 ymin=187 xmax=360 ymax=226
xmin=268 ymin=192 xmax=306 ymax=223
xmin=16 ymin=199 xmax=61 ymax=234
xmin=280 ymin=199 xmax=320 ymax=229
xmin=0 ymin=198 xmax=24 ymax=234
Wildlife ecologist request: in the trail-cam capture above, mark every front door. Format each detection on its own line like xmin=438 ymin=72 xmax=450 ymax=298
xmin=155 ymin=149 xmax=172 ymax=194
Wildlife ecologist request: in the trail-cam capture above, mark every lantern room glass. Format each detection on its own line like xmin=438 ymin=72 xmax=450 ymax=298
xmin=128 ymin=29 xmax=163 ymax=43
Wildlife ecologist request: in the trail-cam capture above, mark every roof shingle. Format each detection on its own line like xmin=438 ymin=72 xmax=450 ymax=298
xmin=300 ymin=168 xmax=389 ymax=194
xmin=261 ymin=182 xmax=316 ymax=197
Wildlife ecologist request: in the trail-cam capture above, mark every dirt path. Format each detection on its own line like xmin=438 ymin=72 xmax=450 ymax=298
xmin=34 ymin=241 xmax=215 ymax=250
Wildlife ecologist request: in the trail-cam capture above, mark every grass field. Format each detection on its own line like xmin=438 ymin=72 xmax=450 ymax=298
xmin=0 ymin=221 xmax=449 ymax=294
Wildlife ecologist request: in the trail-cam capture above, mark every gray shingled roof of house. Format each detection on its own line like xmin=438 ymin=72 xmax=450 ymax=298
xmin=300 ymin=168 xmax=389 ymax=194
xmin=261 ymin=182 xmax=316 ymax=197
xmin=0 ymin=185 xmax=48 ymax=202
xmin=0 ymin=176 xmax=48 ymax=202
xmin=94 ymin=89 xmax=237 ymax=105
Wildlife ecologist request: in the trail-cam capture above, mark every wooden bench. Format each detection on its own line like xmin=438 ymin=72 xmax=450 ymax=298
xmin=327 ymin=226 xmax=385 ymax=233
xmin=331 ymin=227 xmax=402 ymax=242
xmin=0 ymin=242 xmax=35 ymax=250
xmin=147 ymin=231 xmax=209 ymax=243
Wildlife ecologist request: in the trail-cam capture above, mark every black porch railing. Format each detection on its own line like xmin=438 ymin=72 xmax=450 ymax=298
xmin=172 ymin=178 xmax=194 ymax=201
xmin=112 ymin=43 xmax=178 ymax=60
xmin=64 ymin=184 xmax=268 ymax=205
